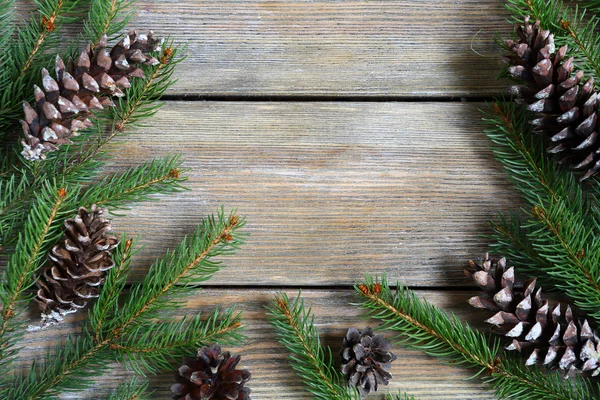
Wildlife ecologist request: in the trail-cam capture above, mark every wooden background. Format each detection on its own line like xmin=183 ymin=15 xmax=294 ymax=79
xmin=19 ymin=1 xmax=521 ymax=398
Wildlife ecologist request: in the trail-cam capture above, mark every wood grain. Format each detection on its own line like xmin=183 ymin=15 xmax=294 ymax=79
xmin=104 ymin=101 xmax=518 ymax=287
xmin=17 ymin=289 xmax=494 ymax=399
xmin=123 ymin=0 xmax=510 ymax=97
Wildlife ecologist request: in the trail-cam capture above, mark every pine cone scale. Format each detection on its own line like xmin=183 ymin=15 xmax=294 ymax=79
xmin=466 ymin=253 xmax=600 ymax=376
xmin=21 ymin=31 xmax=163 ymax=161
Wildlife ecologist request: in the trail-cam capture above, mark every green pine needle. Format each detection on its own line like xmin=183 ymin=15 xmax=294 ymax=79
xmin=267 ymin=292 xmax=360 ymax=400
xmin=107 ymin=376 xmax=150 ymax=400
xmin=355 ymin=275 xmax=597 ymax=400
xmin=5 ymin=208 xmax=246 ymax=398
xmin=483 ymin=101 xmax=600 ymax=324
xmin=112 ymin=309 xmax=244 ymax=375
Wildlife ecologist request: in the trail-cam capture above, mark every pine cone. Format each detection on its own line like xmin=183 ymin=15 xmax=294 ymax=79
xmin=21 ymin=30 xmax=162 ymax=161
xmin=465 ymin=253 xmax=600 ymax=376
xmin=33 ymin=205 xmax=119 ymax=327
xmin=171 ymin=344 xmax=251 ymax=400
xmin=340 ymin=326 xmax=396 ymax=395
xmin=504 ymin=16 xmax=600 ymax=180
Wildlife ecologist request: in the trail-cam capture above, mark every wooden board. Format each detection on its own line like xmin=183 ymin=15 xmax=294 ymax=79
xmin=124 ymin=0 xmax=510 ymax=97
xmin=18 ymin=289 xmax=494 ymax=399
xmin=105 ymin=101 xmax=518 ymax=286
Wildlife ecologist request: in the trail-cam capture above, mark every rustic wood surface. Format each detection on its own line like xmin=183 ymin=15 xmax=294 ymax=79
xmin=20 ymin=290 xmax=494 ymax=399
xmin=20 ymin=1 xmax=521 ymax=399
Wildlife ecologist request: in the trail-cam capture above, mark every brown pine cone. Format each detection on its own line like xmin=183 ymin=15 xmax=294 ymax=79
xmin=21 ymin=30 xmax=162 ymax=161
xmin=33 ymin=205 xmax=119 ymax=327
xmin=171 ymin=344 xmax=251 ymax=400
xmin=340 ymin=326 xmax=396 ymax=395
xmin=504 ymin=16 xmax=600 ymax=180
xmin=465 ymin=253 xmax=600 ymax=376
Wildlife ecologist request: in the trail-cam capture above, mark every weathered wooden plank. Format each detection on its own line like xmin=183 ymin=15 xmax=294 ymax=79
xmin=103 ymin=101 xmax=517 ymax=286
xmin=17 ymin=289 xmax=495 ymax=399
xmin=124 ymin=0 xmax=510 ymax=97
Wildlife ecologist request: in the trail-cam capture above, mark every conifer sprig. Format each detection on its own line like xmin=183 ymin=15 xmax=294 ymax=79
xmin=484 ymin=101 xmax=600 ymax=323
xmin=85 ymin=0 xmax=136 ymax=47
xmin=0 ymin=182 xmax=74 ymax=368
xmin=3 ymin=209 xmax=246 ymax=398
xmin=107 ymin=376 xmax=149 ymax=400
xmin=267 ymin=292 xmax=360 ymax=400
xmin=355 ymin=275 xmax=596 ymax=400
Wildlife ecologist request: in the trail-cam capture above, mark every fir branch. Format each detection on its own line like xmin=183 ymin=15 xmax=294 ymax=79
xmin=79 ymin=155 xmax=187 ymax=212
xmin=267 ymin=292 xmax=360 ymax=400
xmin=111 ymin=309 xmax=244 ymax=375
xmin=0 ymin=182 xmax=72 ymax=366
xmin=484 ymin=101 xmax=600 ymax=323
xmin=488 ymin=212 xmax=557 ymax=289
xmin=8 ymin=209 xmax=246 ymax=398
xmin=107 ymin=376 xmax=149 ymax=400
xmin=90 ymin=236 xmax=136 ymax=342
xmin=112 ymin=209 xmax=245 ymax=331
xmin=355 ymin=275 xmax=597 ymax=400
xmin=85 ymin=0 xmax=135 ymax=47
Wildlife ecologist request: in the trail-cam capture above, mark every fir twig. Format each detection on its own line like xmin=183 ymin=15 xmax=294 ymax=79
xmin=5 ymin=209 xmax=246 ymax=398
xmin=267 ymin=292 xmax=360 ymax=400
xmin=0 ymin=183 xmax=72 ymax=367
xmin=484 ymin=101 xmax=600 ymax=323
xmin=107 ymin=376 xmax=149 ymax=400
xmin=355 ymin=275 xmax=597 ymax=400
xmin=85 ymin=0 xmax=135 ymax=47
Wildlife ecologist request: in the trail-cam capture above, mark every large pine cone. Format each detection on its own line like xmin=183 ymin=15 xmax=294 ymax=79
xmin=340 ymin=327 xmax=396 ymax=395
xmin=504 ymin=16 xmax=600 ymax=180
xmin=34 ymin=205 xmax=119 ymax=327
xmin=171 ymin=344 xmax=251 ymax=400
xmin=21 ymin=30 xmax=162 ymax=161
xmin=465 ymin=254 xmax=600 ymax=376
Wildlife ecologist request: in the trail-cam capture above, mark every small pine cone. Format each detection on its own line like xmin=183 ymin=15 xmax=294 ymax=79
xmin=465 ymin=254 xmax=600 ymax=376
xmin=33 ymin=205 xmax=119 ymax=327
xmin=504 ymin=16 xmax=600 ymax=180
xmin=21 ymin=30 xmax=163 ymax=161
xmin=171 ymin=344 xmax=251 ymax=400
xmin=340 ymin=327 xmax=397 ymax=395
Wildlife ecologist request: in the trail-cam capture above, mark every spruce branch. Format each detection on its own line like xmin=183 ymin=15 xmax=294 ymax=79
xmin=484 ymin=101 xmax=600 ymax=322
xmin=6 ymin=209 xmax=246 ymax=398
xmin=355 ymin=275 xmax=597 ymax=400
xmin=111 ymin=309 xmax=244 ymax=375
xmin=488 ymin=212 xmax=556 ymax=289
xmin=85 ymin=0 xmax=135 ymax=47
xmin=0 ymin=182 xmax=72 ymax=367
xmin=267 ymin=292 xmax=360 ymax=400
xmin=107 ymin=376 xmax=149 ymax=400
xmin=79 ymin=155 xmax=187 ymax=212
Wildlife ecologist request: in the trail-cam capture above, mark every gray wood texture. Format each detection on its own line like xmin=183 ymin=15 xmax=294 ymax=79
xmin=107 ymin=101 xmax=517 ymax=286
xmin=18 ymin=1 xmax=524 ymax=398
xmin=129 ymin=0 xmax=510 ymax=97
